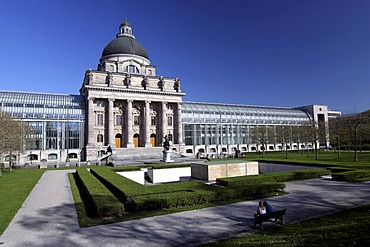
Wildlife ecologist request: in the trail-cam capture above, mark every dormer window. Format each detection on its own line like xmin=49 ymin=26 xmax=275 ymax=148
xmin=125 ymin=65 xmax=139 ymax=74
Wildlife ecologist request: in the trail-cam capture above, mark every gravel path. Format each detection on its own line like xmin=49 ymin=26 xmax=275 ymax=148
xmin=1 ymin=170 xmax=369 ymax=247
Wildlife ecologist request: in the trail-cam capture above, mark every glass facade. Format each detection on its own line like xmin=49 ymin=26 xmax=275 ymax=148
xmin=182 ymin=102 xmax=312 ymax=146
xmin=0 ymin=91 xmax=84 ymax=152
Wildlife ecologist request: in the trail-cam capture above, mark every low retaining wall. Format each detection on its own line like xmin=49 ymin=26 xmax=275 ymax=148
xmin=191 ymin=160 xmax=259 ymax=181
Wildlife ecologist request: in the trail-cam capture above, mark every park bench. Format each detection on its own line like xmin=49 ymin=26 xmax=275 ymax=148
xmin=254 ymin=209 xmax=287 ymax=229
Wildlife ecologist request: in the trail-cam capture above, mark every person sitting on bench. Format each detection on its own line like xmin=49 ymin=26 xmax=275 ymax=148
xmin=254 ymin=201 xmax=266 ymax=217
xmin=263 ymin=201 xmax=274 ymax=213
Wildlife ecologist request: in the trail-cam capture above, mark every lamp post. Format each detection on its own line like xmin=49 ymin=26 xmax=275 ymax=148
xmin=219 ymin=112 xmax=223 ymax=158
xmin=97 ymin=142 xmax=101 ymax=166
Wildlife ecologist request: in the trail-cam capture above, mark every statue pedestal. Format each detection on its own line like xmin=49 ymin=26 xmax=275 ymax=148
xmin=161 ymin=150 xmax=174 ymax=163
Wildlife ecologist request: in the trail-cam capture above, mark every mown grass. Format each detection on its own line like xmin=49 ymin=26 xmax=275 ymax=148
xmin=245 ymin=150 xmax=370 ymax=167
xmin=202 ymin=204 xmax=370 ymax=246
xmin=0 ymin=169 xmax=44 ymax=235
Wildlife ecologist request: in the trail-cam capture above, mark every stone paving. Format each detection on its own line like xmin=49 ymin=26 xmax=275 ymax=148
xmin=1 ymin=169 xmax=370 ymax=247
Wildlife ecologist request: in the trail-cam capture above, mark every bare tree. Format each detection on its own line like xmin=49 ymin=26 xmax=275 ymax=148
xmin=275 ymin=125 xmax=292 ymax=159
xmin=250 ymin=125 xmax=268 ymax=156
xmin=298 ymin=123 xmax=313 ymax=157
xmin=0 ymin=111 xmax=34 ymax=171
xmin=329 ymin=118 xmax=347 ymax=158
xmin=300 ymin=120 xmax=326 ymax=160
xmin=341 ymin=111 xmax=370 ymax=161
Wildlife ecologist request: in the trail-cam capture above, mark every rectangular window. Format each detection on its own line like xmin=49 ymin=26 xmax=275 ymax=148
xmin=134 ymin=116 xmax=140 ymax=125
xmin=167 ymin=116 xmax=173 ymax=126
xmin=96 ymin=114 xmax=104 ymax=126
xmin=115 ymin=114 xmax=122 ymax=126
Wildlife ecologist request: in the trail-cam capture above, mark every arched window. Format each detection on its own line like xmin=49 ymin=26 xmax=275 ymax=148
xmin=124 ymin=65 xmax=139 ymax=74
xmin=168 ymin=134 xmax=173 ymax=141
xmin=151 ymin=116 xmax=156 ymax=126
xmin=48 ymin=153 xmax=58 ymax=160
xmin=97 ymin=134 xmax=103 ymax=143
xmin=68 ymin=153 xmax=78 ymax=159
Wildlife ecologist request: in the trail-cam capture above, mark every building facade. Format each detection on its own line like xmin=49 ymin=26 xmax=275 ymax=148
xmin=0 ymin=20 xmax=340 ymax=165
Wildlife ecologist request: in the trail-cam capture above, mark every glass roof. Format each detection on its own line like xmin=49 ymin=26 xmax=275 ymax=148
xmin=0 ymin=91 xmax=84 ymax=120
xmin=182 ymin=101 xmax=312 ymax=125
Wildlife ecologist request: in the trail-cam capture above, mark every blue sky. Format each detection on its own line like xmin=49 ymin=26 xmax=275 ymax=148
xmin=1 ymin=0 xmax=370 ymax=114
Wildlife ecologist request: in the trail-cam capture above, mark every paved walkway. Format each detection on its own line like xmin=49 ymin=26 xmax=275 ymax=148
xmin=1 ymin=170 xmax=370 ymax=247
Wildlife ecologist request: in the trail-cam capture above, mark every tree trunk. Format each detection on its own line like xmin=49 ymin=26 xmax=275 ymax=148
xmin=354 ymin=128 xmax=358 ymax=162
xmin=9 ymin=151 xmax=13 ymax=172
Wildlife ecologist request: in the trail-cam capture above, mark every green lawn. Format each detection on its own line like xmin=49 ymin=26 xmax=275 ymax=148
xmin=0 ymin=169 xmax=44 ymax=235
xmin=245 ymin=150 xmax=370 ymax=167
xmin=202 ymin=204 xmax=370 ymax=246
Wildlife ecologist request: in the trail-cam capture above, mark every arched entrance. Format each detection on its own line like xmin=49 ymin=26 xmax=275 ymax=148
xmin=150 ymin=133 xmax=156 ymax=147
xmin=115 ymin=133 xmax=122 ymax=148
xmin=133 ymin=133 xmax=140 ymax=147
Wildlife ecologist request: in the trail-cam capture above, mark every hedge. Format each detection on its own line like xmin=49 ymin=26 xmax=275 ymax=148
xmin=90 ymin=167 xmax=285 ymax=213
xmin=125 ymin=183 xmax=285 ymax=213
xmin=331 ymin=169 xmax=370 ymax=182
xmin=76 ymin=169 xmax=123 ymax=217
xmin=216 ymin=169 xmax=330 ymax=186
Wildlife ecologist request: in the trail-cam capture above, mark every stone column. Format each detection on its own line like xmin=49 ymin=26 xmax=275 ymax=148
xmin=192 ymin=124 xmax=197 ymax=145
xmin=87 ymin=97 xmax=95 ymax=146
xmin=145 ymin=100 xmax=152 ymax=147
xmin=126 ymin=100 xmax=134 ymax=148
xmin=176 ymin=102 xmax=183 ymax=144
xmin=108 ymin=98 xmax=115 ymax=147
xmin=161 ymin=102 xmax=167 ymax=144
